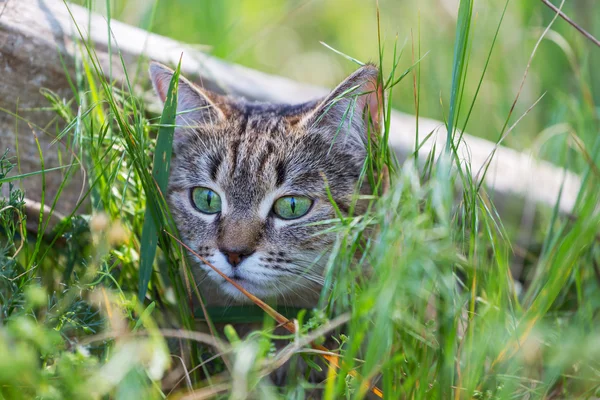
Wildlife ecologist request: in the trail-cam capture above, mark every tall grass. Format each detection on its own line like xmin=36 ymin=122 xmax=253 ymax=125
xmin=0 ymin=0 xmax=599 ymax=399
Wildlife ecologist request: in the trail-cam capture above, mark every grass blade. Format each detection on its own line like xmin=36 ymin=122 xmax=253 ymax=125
xmin=446 ymin=0 xmax=473 ymax=154
xmin=137 ymin=58 xmax=181 ymax=301
xmin=0 ymin=164 xmax=77 ymax=184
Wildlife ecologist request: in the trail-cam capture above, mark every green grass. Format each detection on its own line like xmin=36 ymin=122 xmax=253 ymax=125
xmin=1 ymin=0 xmax=600 ymax=399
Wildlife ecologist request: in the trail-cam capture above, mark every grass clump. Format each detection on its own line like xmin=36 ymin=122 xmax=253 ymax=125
xmin=1 ymin=0 xmax=600 ymax=399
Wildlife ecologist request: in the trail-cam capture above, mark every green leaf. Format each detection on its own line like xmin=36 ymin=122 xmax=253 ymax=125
xmin=133 ymin=301 xmax=156 ymax=332
xmin=0 ymin=164 xmax=77 ymax=184
xmin=137 ymin=58 xmax=181 ymax=301
xmin=446 ymin=0 xmax=473 ymax=154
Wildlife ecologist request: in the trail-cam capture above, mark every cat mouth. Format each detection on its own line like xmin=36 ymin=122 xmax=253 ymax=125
xmin=222 ymin=273 xmax=265 ymax=291
xmin=222 ymin=272 xmax=252 ymax=284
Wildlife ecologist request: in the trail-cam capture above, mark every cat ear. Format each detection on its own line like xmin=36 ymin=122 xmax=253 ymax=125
xmin=297 ymin=64 xmax=381 ymax=152
xmin=149 ymin=62 xmax=226 ymax=127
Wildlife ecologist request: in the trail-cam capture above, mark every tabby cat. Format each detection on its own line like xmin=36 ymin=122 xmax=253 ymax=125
xmin=149 ymin=62 xmax=380 ymax=309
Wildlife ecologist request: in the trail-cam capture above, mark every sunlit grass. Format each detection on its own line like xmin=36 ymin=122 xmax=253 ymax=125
xmin=0 ymin=0 xmax=599 ymax=399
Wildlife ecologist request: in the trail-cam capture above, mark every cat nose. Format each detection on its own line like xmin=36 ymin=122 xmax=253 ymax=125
xmin=220 ymin=247 xmax=255 ymax=267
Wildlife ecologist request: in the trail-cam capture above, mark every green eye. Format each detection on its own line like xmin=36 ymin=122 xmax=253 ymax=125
xmin=191 ymin=187 xmax=222 ymax=214
xmin=273 ymin=196 xmax=313 ymax=220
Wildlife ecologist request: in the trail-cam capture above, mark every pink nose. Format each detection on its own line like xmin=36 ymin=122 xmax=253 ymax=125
xmin=220 ymin=248 xmax=254 ymax=267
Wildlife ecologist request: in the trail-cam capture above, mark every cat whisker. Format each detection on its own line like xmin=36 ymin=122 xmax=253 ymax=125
xmin=258 ymin=265 xmax=323 ymax=296
xmin=278 ymin=272 xmax=324 ymax=296
xmin=302 ymin=275 xmax=326 ymax=287
xmin=195 ymin=270 xmax=214 ymax=288
xmin=283 ymin=272 xmax=326 ymax=289
xmin=269 ymin=281 xmax=291 ymax=307
xmin=274 ymin=279 xmax=319 ymax=304
xmin=260 ymin=262 xmax=325 ymax=286
xmin=285 ymin=263 xmax=327 ymax=286
xmin=286 ymin=259 xmax=324 ymax=272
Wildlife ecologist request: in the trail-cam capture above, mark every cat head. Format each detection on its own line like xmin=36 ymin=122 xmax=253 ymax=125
xmin=150 ymin=62 xmax=380 ymax=307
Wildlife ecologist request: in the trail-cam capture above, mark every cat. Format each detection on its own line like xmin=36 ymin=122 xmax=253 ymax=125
xmin=149 ymin=62 xmax=380 ymax=310
xmin=150 ymin=62 xmax=382 ymax=395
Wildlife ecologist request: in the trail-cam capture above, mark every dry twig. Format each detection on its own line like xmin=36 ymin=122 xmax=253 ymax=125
xmin=541 ymin=0 xmax=600 ymax=48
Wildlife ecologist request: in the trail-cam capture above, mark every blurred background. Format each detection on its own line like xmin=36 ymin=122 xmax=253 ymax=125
xmin=73 ymin=0 xmax=599 ymax=172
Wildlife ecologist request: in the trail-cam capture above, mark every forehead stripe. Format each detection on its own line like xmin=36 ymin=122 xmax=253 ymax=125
xmin=229 ymin=138 xmax=240 ymax=178
xmin=209 ymin=154 xmax=222 ymax=181
xmin=228 ymin=111 xmax=249 ymax=178
xmin=275 ymin=161 xmax=286 ymax=188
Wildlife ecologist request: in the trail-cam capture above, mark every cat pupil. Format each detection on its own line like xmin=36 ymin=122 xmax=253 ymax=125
xmin=290 ymin=197 xmax=296 ymax=214
xmin=206 ymin=191 xmax=212 ymax=207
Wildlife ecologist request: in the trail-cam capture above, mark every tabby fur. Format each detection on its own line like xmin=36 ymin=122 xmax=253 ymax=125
xmin=150 ymin=62 xmax=380 ymax=309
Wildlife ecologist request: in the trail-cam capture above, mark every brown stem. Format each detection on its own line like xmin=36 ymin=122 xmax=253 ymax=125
xmin=541 ymin=0 xmax=600 ymax=48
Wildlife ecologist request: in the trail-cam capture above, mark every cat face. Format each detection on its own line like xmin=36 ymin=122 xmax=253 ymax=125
xmin=150 ymin=62 xmax=379 ymax=307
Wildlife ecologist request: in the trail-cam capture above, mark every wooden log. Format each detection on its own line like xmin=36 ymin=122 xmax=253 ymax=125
xmin=0 ymin=0 xmax=581 ymax=218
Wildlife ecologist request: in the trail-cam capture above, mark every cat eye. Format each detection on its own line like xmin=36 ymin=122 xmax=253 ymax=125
xmin=191 ymin=187 xmax=222 ymax=214
xmin=273 ymin=196 xmax=313 ymax=220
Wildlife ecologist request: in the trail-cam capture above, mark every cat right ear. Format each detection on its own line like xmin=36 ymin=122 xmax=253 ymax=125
xmin=149 ymin=62 xmax=225 ymax=127
xmin=294 ymin=64 xmax=382 ymax=154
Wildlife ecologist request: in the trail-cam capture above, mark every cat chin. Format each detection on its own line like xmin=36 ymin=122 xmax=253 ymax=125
xmin=218 ymin=280 xmax=274 ymax=303
xmin=216 ymin=278 xmax=321 ymax=308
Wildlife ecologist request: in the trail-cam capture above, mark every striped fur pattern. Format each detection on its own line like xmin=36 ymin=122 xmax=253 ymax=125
xmin=150 ymin=62 xmax=379 ymax=308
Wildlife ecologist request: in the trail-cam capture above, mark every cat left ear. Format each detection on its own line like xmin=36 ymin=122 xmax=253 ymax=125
xmin=149 ymin=62 xmax=226 ymax=127
xmin=297 ymin=64 xmax=382 ymax=152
